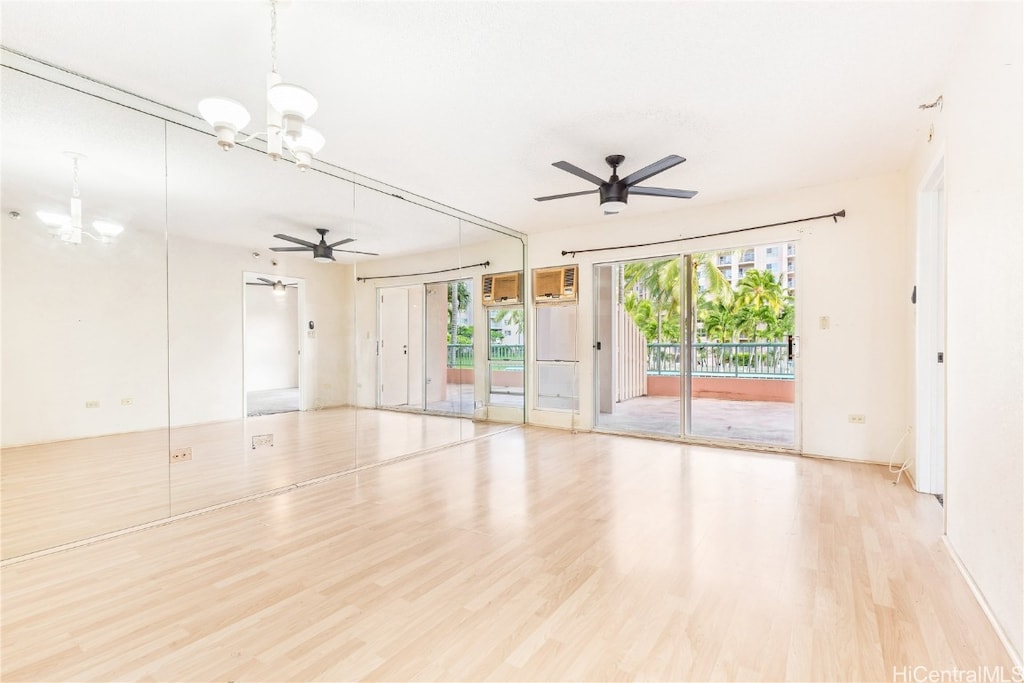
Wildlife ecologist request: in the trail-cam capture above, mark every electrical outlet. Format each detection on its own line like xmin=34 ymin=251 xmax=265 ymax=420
xmin=121 ymin=398 xmax=134 ymax=406
xmin=849 ymin=414 xmax=866 ymax=424
xmin=251 ymin=434 xmax=273 ymax=450
xmin=170 ymin=447 xmax=192 ymax=463
xmin=85 ymin=400 xmax=100 ymax=409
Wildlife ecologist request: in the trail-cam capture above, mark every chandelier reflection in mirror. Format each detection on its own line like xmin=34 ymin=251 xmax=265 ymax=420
xmin=35 ymin=152 xmax=125 ymax=244
xmin=197 ymin=0 xmax=324 ymax=171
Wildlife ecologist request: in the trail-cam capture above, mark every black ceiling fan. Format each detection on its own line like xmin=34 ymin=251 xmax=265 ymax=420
xmin=534 ymin=154 xmax=697 ymax=214
xmin=246 ymin=277 xmax=296 ymax=292
xmin=270 ymin=228 xmax=378 ymax=263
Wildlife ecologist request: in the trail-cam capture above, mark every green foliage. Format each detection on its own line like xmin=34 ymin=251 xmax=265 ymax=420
xmin=624 ymin=294 xmax=680 ymax=343
xmin=622 ymin=259 xmax=681 ymax=343
xmin=447 ymin=324 xmax=473 ymax=345
xmin=622 ymin=258 xmax=793 ymax=343
xmin=697 ymin=268 xmax=790 ymax=342
xmin=491 ymin=307 xmax=524 ymax=337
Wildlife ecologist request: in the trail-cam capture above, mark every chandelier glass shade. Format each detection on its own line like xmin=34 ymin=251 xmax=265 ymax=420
xmin=36 ymin=153 xmax=125 ymax=244
xmin=196 ymin=1 xmax=324 ymax=170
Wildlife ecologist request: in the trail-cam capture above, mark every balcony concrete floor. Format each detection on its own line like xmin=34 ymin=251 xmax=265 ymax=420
xmin=598 ymin=395 xmax=796 ymax=446
xmin=416 ymin=384 xmax=795 ymax=447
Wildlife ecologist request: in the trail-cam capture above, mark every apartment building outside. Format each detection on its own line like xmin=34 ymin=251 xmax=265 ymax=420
xmin=711 ymin=243 xmax=796 ymax=294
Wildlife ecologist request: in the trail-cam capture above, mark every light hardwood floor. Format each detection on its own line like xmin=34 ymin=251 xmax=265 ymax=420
xmin=1 ymin=426 xmax=1014 ymax=681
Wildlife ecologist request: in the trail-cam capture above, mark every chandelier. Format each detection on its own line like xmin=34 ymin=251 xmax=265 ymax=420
xmin=197 ymin=0 xmax=324 ymax=170
xmin=36 ymin=152 xmax=124 ymax=244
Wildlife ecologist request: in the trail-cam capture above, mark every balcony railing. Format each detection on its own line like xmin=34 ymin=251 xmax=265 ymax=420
xmin=448 ymin=344 xmax=525 ymax=367
xmin=648 ymin=342 xmax=793 ymax=378
xmin=449 ymin=342 xmax=790 ymax=378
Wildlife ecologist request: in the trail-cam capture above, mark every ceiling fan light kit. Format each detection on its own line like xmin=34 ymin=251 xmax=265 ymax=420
xmin=270 ymin=227 xmax=378 ymax=263
xmin=535 ymin=153 xmax=698 ymax=214
xmin=197 ymin=0 xmax=324 ymax=170
xmin=246 ymin=276 xmax=296 ymax=293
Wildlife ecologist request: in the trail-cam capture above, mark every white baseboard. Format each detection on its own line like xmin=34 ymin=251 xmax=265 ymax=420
xmin=942 ymin=535 xmax=1023 ymax=669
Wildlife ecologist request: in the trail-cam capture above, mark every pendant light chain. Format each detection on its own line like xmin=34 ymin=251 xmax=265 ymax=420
xmin=71 ymin=156 xmax=80 ymax=198
xmin=196 ymin=0 xmax=323 ymax=169
xmin=270 ymin=0 xmax=278 ymax=74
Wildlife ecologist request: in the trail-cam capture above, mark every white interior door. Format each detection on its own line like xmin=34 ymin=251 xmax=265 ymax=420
xmin=379 ymin=287 xmax=410 ymax=407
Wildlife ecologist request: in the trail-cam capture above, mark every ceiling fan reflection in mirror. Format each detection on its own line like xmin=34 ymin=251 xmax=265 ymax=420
xmin=246 ymin=277 xmax=296 ymax=293
xmin=270 ymin=228 xmax=378 ymax=262
xmin=534 ymin=154 xmax=698 ymax=214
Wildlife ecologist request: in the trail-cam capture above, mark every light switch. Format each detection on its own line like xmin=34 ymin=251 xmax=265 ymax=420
xmin=819 ymin=316 xmax=830 ymax=330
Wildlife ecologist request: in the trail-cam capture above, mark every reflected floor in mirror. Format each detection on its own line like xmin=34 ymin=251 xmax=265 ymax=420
xmin=1 ymin=408 xmax=513 ymax=559
xmin=247 ymin=388 xmax=300 ymax=416
xmin=1 ymin=427 xmax=1013 ymax=681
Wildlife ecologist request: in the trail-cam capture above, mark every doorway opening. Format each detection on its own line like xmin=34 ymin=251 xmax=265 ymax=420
xmin=594 ymin=256 xmax=681 ymax=436
xmin=593 ymin=244 xmax=797 ymax=447
xmin=243 ymin=273 xmax=303 ymax=417
xmin=377 ymin=278 xmax=475 ymax=416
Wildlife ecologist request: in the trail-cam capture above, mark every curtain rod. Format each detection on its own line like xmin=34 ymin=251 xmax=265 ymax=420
xmin=356 ymin=260 xmax=490 ymax=282
xmin=561 ymin=210 xmax=846 ymax=257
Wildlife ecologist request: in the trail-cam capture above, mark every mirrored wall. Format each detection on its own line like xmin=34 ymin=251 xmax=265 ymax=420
xmin=0 ymin=54 xmax=525 ymax=559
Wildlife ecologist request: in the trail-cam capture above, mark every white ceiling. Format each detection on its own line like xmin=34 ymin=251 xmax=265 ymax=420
xmin=1 ymin=1 xmax=972 ymax=238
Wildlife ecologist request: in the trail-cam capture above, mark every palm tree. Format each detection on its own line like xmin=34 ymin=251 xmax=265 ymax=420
xmin=770 ymin=298 xmax=795 ymax=339
xmin=622 ymin=259 xmax=680 ymax=343
xmin=699 ymin=298 xmax=737 ymax=343
xmin=447 ymin=280 xmax=471 ymax=344
xmin=492 ymin=307 xmax=524 ymax=338
xmin=692 ymin=252 xmax=732 ymax=304
xmin=737 ymin=269 xmax=784 ymax=314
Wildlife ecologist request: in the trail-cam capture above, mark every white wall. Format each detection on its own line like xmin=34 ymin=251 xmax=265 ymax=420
xmin=168 ymin=234 xmax=354 ymax=426
xmin=906 ymin=2 xmax=1023 ymax=661
xmin=243 ymin=283 xmax=299 ymax=392
xmin=1 ymin=218 xmax=168 ymax=446
xmin=1 ymin=224 xmax=355 ymax=445
xmin=526 ymin=171 xmax=910 ymax=462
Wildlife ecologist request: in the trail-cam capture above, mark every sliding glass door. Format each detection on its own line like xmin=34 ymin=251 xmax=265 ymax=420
xmin=593 ymin=243 xmax=798 ymax=448
xmin=685 ymin=244 xmax=797 ymax=447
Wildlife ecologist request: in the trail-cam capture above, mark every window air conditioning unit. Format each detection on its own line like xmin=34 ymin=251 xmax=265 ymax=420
xmin=533 ymin=265 xmax=578 ymax=303
xmin=481 ymin=271 xmax=522 ymax=305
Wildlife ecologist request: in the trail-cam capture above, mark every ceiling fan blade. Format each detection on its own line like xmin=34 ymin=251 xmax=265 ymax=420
xmin=552 ymin=161 xmax=606 ymax=186
xmin=534 ymin=189 xmax=599 ymax=202
xmin=335 ymin=248 xmax=380 ymax=256
xmin=257 ymin=277 xmax=275 ymax=285
xmin=628 ymin=186 xmax=698 ymax=199
xmin=269 ymin=246 xmax=312 ymax=252
xmin=327 ymin=238 xmax=355 ymax=248
xmin=273 ymin=233 xmax=317 ymax=248
xmin=622 ymin=155 xmax=686 ymax=186
xmin=245 ymin=282 xmax=270 ymax=286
